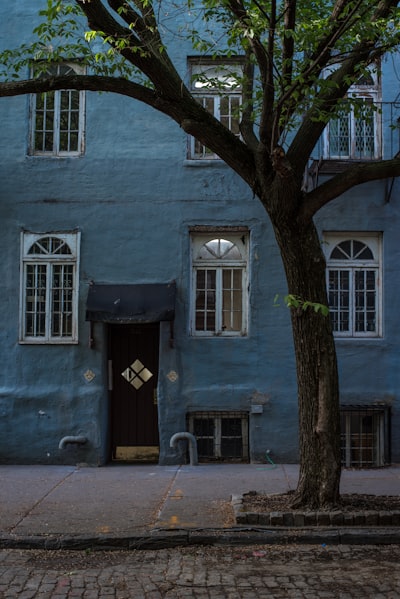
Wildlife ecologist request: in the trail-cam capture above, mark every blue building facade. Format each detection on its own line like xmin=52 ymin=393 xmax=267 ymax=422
xmin=0 ymin=2 xmax=399 ymax=467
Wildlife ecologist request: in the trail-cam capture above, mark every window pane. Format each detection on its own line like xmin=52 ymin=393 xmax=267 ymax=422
xmin=355 ymin=119 xmax=374 ymax=158
xmin=221 ymin=417 xmax=243 ymax=458
xmin=35 ymin=112 xmax=44 ymax=131
xmin=354 ymin=270 xmax=376 ymax=332
xmin=330 ymin=114 xmax=350 ymax=157
xmin=59 ymin=132 xmax=68 ymax=151
xmin=69 ymin=132 xmax=78 ymax=152
xmin=330 ymin=240 xmax=351 ymax=260
xmin=222 ymin=269 xmax=242 ymax=331
xmin=193 ymin=418 xmax=214 ymax=458
xmin=354 ymin=103 xmax=375 ymax=159
xmin=199 ymin=238 xmax=240 ymax=260
xmin=70 ymin=90 xmax=80 ymax=110
xmin=328 ymin=270 xmax=349 ymax=332
xmin=195 ymin=269 xmax=216 ymax=331
xmin=33 ymin=91 xmax=55 ymax=153
xmin=192 ymin=97 xmax=215 ymax=157
xmin=59 ymin=90 xmax=80 ymax=152
xmin=220 ymin=96 xmax=240 ymax=136
xmin=51 ymin=265 xmax=74 ymax=336
xmin=25 ymin=264 xmax=47 ymax=337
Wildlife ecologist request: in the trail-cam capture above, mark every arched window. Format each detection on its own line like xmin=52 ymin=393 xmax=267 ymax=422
xmin=20 ymin=232 xmax=80 ymax=343
xmin=324 ymin=234 xmax=381 ymax=337
xmin=191 ymin=233 xmax=248 ymax=336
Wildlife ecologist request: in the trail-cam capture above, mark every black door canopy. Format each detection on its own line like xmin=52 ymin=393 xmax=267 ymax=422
xmin=86 ymin=282 xmax=176 ymax=323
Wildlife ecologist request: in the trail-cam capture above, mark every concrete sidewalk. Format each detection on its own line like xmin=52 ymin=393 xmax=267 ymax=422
xmin=1 ymin=463 xmax=400 ymax=549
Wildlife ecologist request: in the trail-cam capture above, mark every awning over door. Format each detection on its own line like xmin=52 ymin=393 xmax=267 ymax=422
xmin=85 ymin=282 xmax=176 ymax=323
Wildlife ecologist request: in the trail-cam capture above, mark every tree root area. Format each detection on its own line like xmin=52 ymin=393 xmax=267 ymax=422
xmin=242 ymin=491 xmax=400 ymax=513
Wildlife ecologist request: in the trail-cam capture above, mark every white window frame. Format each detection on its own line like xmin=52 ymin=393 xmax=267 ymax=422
xmin=188 ymin=61 xmax=242 ymax=160
xmin=29 ymin=62 xmax=86 ymax=157
xmin=323 ymin=71 xmax=381 ymax=160
xmin=191 ymin=232 xmax=248 ymax=337
xmin=20 ymin=232 xmax=80 ymax=344
xmin=323 ymin=233 xmax=382 ymax=338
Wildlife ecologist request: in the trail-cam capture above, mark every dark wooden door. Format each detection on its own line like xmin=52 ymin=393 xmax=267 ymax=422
xmin=109 ymin=323 xmax=159 ymax=461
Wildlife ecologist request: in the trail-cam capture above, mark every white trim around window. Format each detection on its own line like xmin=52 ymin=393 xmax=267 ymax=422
xmin=322 ymin=69 xmax=381 ymax=160
xmin=188 ymin=60 xmax=243 ymax=160
xmin=29 ymin=63 xmax=86 ymax=157
xmin=190 ymin=231 xmax=249 ymax=336
xmin=19 ymin=231 xmax=80 ymax=344
xmin=323 ymin=232 xmax=382 ymax=338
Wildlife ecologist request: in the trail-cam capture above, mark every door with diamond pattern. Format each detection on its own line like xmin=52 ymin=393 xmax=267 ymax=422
xmin=109 ymin=323 xmax=159 ymax=461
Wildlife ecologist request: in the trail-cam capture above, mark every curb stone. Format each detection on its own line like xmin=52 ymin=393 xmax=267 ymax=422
xmin=1 ymin=527 xmax=400 ymax=551
xmin=232 ymin=494 xmax=400 ymax=527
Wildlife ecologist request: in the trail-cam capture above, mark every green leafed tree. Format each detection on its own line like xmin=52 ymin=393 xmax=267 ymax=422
xmin=1 ymin=0 xmax=400 ymax=507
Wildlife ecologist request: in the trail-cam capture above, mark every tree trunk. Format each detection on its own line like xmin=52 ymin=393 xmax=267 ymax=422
xmin=264 ymin=182 xmax=341 ymax=509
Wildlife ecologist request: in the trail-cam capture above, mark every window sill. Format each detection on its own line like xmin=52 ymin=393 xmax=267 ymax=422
xmin=19 ymin=339 xmax=79 ymax=345
xmin=184 ymin=159 xmax=227 ymax=167
xmin=27 ymin=153 xmax=84 ymax=159
xmin=190 ymin=334 xmax=247 ymax=338
xmin=334 ymin=336 xmax=383 ymax=342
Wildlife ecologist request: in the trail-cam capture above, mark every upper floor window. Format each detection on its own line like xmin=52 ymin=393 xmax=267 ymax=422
xmin=323 ymin=234 xmax=382 ymax=338
xmin=323 ymin=71 xmax=381 ymax=160
xmin=29 ymin=63 xmax=85 ymax=156
xmin=191 ymin=231 xmax=248 ymax=336
xmin=20 ymin=232 xmax=80 ymax=343
xmin=188 ymin=61 xmax=242 ymax=160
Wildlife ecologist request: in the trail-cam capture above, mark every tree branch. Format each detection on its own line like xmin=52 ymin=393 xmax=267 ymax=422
xmin=0 ymin=73 xmax=159 ymax=105
xmin=287 ymin=0 xmax=400 ymax=177
xmin=224 ymin=0 xmax=270 ymax=87
xmin=239 ymin=52 xmax=259 ymax=151
xmin=274 ymin=0 xmax=366 ymax=141
xmin=300 ymin=158 xmax=400 ymax=221
xmin=0 ymin=72 xmax=256 ymax=183
xmin=281 ymin=0 xmax=296 ymax=88
xmin=107 ymin=0 xmax=160 ymax=47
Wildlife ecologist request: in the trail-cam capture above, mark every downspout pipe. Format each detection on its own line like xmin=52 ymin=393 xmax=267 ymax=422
xmin=170 ymin=432 xmax=198 ymax=466
xmin=59 ymin=436 xmax=87 ymax=450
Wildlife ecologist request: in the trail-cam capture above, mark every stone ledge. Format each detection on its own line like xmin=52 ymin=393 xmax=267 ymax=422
xmin=231 ymin=494 xmax=400 ymax=527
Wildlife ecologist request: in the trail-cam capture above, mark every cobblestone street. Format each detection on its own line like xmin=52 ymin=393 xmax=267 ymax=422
xmin=1 ymin=544 xmax=400 ymax=598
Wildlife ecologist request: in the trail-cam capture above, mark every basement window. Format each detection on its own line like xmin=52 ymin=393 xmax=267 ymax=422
xmin=187 ymin=411 xmax=249 ymax=462
xmin=340 ymin=405 xmax=391 ymax=468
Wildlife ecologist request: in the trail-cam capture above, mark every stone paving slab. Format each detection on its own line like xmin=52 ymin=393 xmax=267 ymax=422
xmin=0 ymin=465 xmax=180 ymax=536
xmin=1 ymin=463 xmax=400 ymax=549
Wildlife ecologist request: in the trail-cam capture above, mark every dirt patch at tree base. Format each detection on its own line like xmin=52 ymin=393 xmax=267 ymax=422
xmin=234 ymin=492 xmax=400 ymax=526
xmin=243 ymin=492 xmax=400 ymax=513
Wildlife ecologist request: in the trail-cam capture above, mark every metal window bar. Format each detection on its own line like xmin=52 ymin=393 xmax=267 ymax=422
xmin=340 ymin=405 xmax=391 ymax=468
xmin=315 ymin=101 xmax=400 ymax=161
xmin=187 ymin=411 xmax=249 ymax=462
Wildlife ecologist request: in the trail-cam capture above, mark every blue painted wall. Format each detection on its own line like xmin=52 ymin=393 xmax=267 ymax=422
xmin=0 ymin=2 xmax=398 ymax=465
